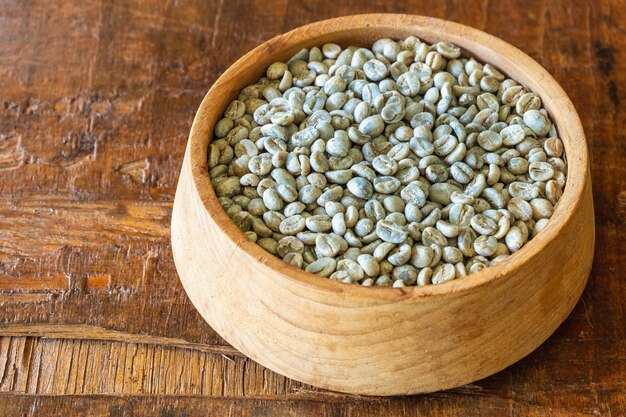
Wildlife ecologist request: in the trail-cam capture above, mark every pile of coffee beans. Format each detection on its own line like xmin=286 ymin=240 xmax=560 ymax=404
xmin=208 ymin=37 xmax=566 ymax=287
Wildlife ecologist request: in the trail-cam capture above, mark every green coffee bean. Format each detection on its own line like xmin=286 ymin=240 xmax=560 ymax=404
xmin=545 ymin=180 xmax=562 ymax=205
xmin=305 ymin=215 xmax=332 ymax=233
xmin=528 ymin=161 xmax=555 ymax=182
xmin=477 ymin=130 xmax=503 ymax=151
xmin=442 ymin=246 xmax=463 ymax=264
xmin=450 ymin=162 xmax=474 ymax=184
xmin=425 ymin=164 xmax=449 ymax=183
xmin=509 ymin=181 xmax=539 ymax=201
xmin=298 ymin=184 xmax=322 ymax=204
xmin=315 ymin=233 xmax=344 ymax=258
xmin=470 ymin=214 xmax=498 ymax=235
xmin=418 ymin=206 xmax=440 ymax=227
xmin=336 ymin=259 xmax=364 ymax=280
xmin=409 ymin=245 xmax=433 ymax=268
xmin=262 ymin=188 xmax=283 ymax=211
xmin=421 ymin=226 xmax=447 ymax=247
xmin=505 ymin=226 xmax=523 ymax=252
xmin=276 ymin=184 xmax=297 ymax=203
xmin=436 ymin=220 xmax=460 ymax=238
xmin=523 ymin=109 xmax=551 ymax=136
xmin=253 ymin=218 xmax=273 ymax=238
xmin=376 ymin=219 xmax=408 ymax=244
xmin=372 ymin=155 xmax=398 ymax=175
xmin=482 ymin=187 xmax=507 ymax=209
xmin=387 ymin=243 xmax=412 ymax=266
xmin=392 ymin=265 xmax=418 ymax=285
xmin=305 ymin=257 xmax=336 ymax=277
xmin=507 ymin=197 xmax=533 ymax=221
xmin=363 ymin=59 xmax=389 ymax=81
xmin=530 ymin=198 xmax=554 ymax=220
xmin=400 ymin=181 xmax=428 ymax=207
xmin=432 ymin=263 xmax=456 ymax=284
xmin=212 ymin=37 xmax=565 ymax=286
xmin=214 ymin=177 xmax=242 ymax=198
xmin=450 ymin=192 xmax=474 ymax=205
xmin=373 ymin=176 xmax=401 ymax=194
xmin=359 ymin=114 xmax=385 ymax=136
xmin=346 ymin=177 xmax=373 ymax=199
xmin=277 ymin=236 xmax=305 ymax=258
xmin=417 ymin=267 xmax=432 ymax=286
xmin=257 ymin=237 xmax=278 ymax=254
xmin=516 ymin=92 xmax=541 ymax=115
xmin=284 ymin=252 xmax=303 ymax=268
xmin=429 ymin=183 xmax=462 ymax=205
xmin=474 ymin=235 xmax=498 ymax=257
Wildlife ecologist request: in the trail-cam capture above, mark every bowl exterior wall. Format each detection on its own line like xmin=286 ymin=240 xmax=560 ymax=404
xmin=171 ymin=15 xmax=594 ymax=395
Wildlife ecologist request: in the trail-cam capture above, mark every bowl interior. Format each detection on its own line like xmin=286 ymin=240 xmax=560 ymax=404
xmin=187 ymin=14 xmax=588 ymax=299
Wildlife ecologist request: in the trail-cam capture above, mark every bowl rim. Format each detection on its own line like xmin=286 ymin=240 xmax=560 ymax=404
xmin=185 ymin=13 xmax=589 ymax=300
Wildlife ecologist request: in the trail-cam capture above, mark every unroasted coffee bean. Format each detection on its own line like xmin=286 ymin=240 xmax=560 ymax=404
xmin=545 ymin=180 xmax=563 ymax=205
xmin=306 ymin=257 xmax=336 ymax=277
xmin=392 ymin=264 xmax=418 ymax=285
xmin=316 ymin=233 xmax=344 ymax=258
xmin=410 ymin=245 xmax=434 ymax=268
xmin=505 ymin=226 xmax=524 ymax=252
xmin=470 ymin=214 xmax=498 ymax=235
xmin=401 ymin=181 xmax=428 ymax=207
xmin=284 ymin=252 xmax=303 ymax=268
xmin=387 ymin=244 xmax=412 ymax=266
xmin=509 ymin=182 xmax=540 ymax=201
xmin=474 ymin=235 xmax=498 ymax=257
xmin=523 ymin=109 xmax=551 ymax=136
xmin=508 ymin=197 xmax=533 ymax=221
xmin=429 ymin=183 xmax=462 ymax=205
xmin=357 ymin=254 xmax=380 ymax=277
xmin=432 ymin=263 xmax=456 ymax=284
xmin=530 ymin=198 xmax=554 ymax=220
xmin=347 ymin=177 xmax=374 ymax=199
xmin=277 ymin=236 xmax=304 ymax=258
xmin=373 ymin=176 xmax=401 ymax=194
xmin=337 ymin=259 xmax=365 ymax=280
xmin=279 ymin=215 xmax=306 ymax=235
xmin=528 ymin=161 xmax=555 ymax=182
xmin=372 ymin=155 xmax=398 ymax=176
xmin=306 ymin=215 xmax=332 ymax=232
xmin=210 ymin=36 xmax=566 ymax=286
xmin=376 ymin=219 xmax=408 ymax=244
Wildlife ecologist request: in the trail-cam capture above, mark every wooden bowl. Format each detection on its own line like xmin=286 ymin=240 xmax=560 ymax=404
xmin=171 ymin=14 xmax=594 ymax=395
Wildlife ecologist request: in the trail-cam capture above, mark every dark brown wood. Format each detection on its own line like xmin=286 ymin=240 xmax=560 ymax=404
xmin=0 ymin=393 xmax=614 ymax=417
xmin=0 ymin=0 xmax=624 ymax=414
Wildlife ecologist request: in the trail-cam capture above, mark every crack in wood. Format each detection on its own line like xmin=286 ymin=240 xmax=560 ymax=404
xmin=0 ymin=325 xmax=241 ymax=356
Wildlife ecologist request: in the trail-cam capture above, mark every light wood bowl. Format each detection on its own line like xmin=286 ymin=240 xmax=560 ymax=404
xmin=171 ymin=14 xmax=594 ymax=395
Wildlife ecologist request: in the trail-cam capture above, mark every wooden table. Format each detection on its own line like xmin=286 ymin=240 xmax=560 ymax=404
xmin=0 ymin=0 xmax=624 ymax=415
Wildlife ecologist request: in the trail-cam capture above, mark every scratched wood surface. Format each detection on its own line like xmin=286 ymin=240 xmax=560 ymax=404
xmin=0 ymin=0 xmax=624 ymax=415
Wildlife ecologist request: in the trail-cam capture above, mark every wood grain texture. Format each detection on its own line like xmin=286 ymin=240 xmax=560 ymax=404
xmin=0 ymin=0 xmax=624 ymax=414
xmin=1 ymin=394 xmax=613 ymax=417
xmin=0 ymin=336 xmax=622 ymax=415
